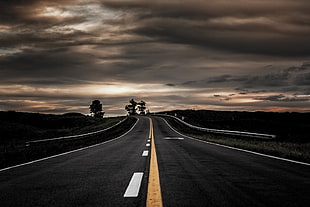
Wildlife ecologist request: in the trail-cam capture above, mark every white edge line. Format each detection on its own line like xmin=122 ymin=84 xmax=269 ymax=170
xmin=124 ymin=172 xmax=144 ymax=197
xmin=0 ymin=118 xmax=140 ymax=172
xmin=160 ymin=117 xmax=310 ymax=166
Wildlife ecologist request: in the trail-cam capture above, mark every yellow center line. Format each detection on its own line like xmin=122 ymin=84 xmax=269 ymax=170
xmin=147 ymin=118 xmax=163 ymax=207
xmin=149 ymin=119 xmax=153 ymax=139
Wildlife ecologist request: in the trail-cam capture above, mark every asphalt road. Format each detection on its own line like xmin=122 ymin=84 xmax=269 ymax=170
xmin=0 ymin=116 xmax=309 ymax=207
xmin=152 ymin=116 xmax=310 ymax=207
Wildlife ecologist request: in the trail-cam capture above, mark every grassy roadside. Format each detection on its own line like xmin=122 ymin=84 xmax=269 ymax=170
xmin=0 ymin=111 xmax=126 ymax=142
xmin=160 ymin=109 xmax=310 ymax=142
xmin=163 ymin=116 xmax=310 ymax=163
xmin=0 ymin=111 xmax=137 ymax=169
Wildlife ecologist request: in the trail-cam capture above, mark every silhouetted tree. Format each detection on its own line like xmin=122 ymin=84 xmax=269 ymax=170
xmin=137 ymin=100 xmax=146 ymax=115
xmin=125 ymin=99 xmax=137 ymax=115
xmin=125 ymin=99 xmax=147 ymax=115
xmin=90 ymin=100 xmax=105 ymax=118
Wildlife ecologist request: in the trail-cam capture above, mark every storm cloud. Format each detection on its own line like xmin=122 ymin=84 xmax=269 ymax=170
xmin=0 ymin=0 xmax=310 ymax=115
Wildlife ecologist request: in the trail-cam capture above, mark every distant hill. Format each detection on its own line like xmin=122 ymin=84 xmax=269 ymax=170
xmin=62 ymin=112 xmax=85 ymax=117
xmin=158 ymin=110 xmax=310 ymax=142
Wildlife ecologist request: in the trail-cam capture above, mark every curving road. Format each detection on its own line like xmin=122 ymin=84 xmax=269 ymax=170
xmin=0 ymin=116 xmax=309 ymax=207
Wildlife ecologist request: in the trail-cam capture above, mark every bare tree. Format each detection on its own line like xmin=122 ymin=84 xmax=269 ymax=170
xmin=90 ymin=100 xmax=105 ymax=118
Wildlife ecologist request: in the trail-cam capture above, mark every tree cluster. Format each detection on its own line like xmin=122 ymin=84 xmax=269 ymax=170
xmin=125 ymin=99 xmax=147 ymax=115
xmin=89 ymin=99 xmax=149 ymax=117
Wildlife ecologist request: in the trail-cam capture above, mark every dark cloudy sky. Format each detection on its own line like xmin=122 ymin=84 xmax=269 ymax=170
xmin=1 ymin=0 xmax=310 ymax=115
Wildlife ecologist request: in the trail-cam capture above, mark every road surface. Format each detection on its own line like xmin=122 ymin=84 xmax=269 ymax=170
xmin=0 ymin=116 xmax=309 ymax=207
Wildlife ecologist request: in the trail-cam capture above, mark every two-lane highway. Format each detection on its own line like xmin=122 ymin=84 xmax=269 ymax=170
xmin=0 ymin=116 xmax=309 ymax=207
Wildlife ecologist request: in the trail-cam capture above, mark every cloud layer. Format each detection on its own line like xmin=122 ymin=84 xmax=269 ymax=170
xmin=0 ymin=0 xmax=310 ymax=115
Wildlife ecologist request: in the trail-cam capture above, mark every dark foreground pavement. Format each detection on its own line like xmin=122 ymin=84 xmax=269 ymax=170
xmin=0 ymin=116 xmax=309 ymax=207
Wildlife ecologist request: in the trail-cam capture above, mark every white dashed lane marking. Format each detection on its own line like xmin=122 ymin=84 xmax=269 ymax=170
xmin=163 ymin=137 xmax=184 ymax=140
xmin=124 ymin=172 xmax=144 ymax=197
xmin=142 ymin=150 xmax=149 ymax=157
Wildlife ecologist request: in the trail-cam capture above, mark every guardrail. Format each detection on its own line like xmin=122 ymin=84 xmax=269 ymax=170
xmin=26 ymin=117 xmax=129 ymax=145
xmin=157 ymin=114 xmax=276 ymax=139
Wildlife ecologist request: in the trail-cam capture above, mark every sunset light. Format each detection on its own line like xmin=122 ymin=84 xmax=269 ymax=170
xmin=40 ymin=7 xmax=72 ymax=17
xmin=0 ymin=0 xmax=309 ymax=115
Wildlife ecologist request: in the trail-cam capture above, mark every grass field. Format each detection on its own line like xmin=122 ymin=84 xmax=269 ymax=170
xmin=161 ymin=111 xmax=310 ymax=163
xmin=0 ymin=111 xmax=136 ymax=168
